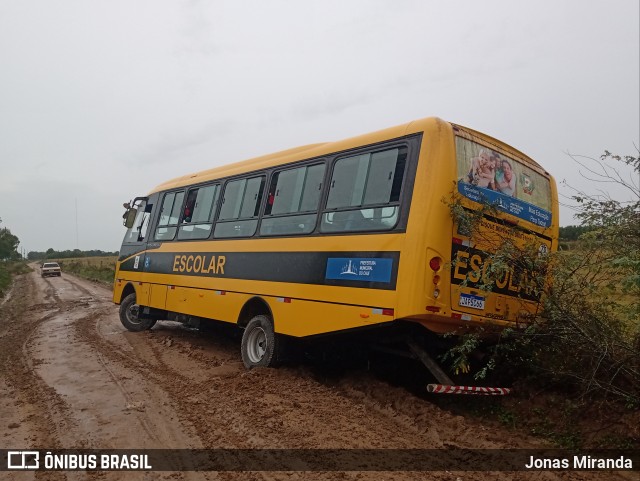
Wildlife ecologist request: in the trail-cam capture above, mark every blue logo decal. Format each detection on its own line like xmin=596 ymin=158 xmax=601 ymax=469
xmin=325 ymin=258 xmax=393 ymax=283
xmin=458 ymin=182 xmax=552 ymax=227
xmin=144 ymin=256 xmax=151 ymax=270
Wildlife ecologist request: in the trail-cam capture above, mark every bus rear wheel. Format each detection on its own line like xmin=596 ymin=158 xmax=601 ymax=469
xmin=241 ymin=315 xmax=280 ymax=369
xmin=119 ymin=293 xmax=157 ymax=331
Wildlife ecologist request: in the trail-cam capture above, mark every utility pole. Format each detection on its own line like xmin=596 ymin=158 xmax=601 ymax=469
xmin=75 ymin=198 xmax=79 ymax=249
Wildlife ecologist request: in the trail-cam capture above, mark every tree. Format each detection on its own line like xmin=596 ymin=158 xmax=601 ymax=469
xmin=565 ymin=150 xmax=640 ymax=299
xmin=0 ymin=219 xmax=20 ymax=260
xmin=540 ymin=149 xmax=640 ymax=401
xmin=558 ymin=225 xmax=593 ymax=241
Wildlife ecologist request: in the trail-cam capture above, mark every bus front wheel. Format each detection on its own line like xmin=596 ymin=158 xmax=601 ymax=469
xmin=241 ymin=315 xmax=280 ymax=369
xmin=119 ymin=293 xmax=157 ymax=331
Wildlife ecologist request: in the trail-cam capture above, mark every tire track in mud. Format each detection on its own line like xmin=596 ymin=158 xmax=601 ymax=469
xmin=75 ymin=315 xmax=282 ymax=480
xmin=15 ymin=275 xmax=459 ymax=455
xmin=71 ymin=307 xmax=162 ymax=445
xmin=18 ymin=272 xmax=213 ymax=480
xmin=19 ymin=278 xmax=100 ymax=450
xmin=62 ymin=299 xmax=215 ymax=480
xmin=78 ymin=325 xmax=370 ymax=480
xmin=73 ymin=318 xmax=551 ymax=481
xmin=105 ymin=326 xmax=640 ymax=480
xmin=3 ymin=270 xmax=631 ymax=481
xmin=75 ymin=312 xmax=369 ymax=479
xmin=76 ymin=299 xmax=625 ymax=481
xmin=0 ymin=274 xmax=72 ymax=481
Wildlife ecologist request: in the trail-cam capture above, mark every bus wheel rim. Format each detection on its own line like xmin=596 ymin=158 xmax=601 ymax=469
xmin=127 ymin=304 xmax=141 ymax=324
xmin=247 ymin=327 xmax=267 ymax=363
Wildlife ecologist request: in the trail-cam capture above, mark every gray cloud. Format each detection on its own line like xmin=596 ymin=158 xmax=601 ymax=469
xmin=0 ymin=0 xmax=637 ymax=252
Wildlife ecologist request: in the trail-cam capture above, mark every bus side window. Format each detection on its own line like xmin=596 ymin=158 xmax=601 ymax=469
xmin=321 ymin=147 xmax=407 ymax=233
xmin=260 ymin=163 xmax=325 ymax=236
xmin=214 ymin=176 xmax=265 ymax=238
xmin=154 ymin=191 xmax=185 ymax=241
xmin=177 ymin=184 xmax=219 ymax=240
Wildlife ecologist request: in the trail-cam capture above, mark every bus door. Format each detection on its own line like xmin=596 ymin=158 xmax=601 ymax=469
xmin=145 ymin=190 xmax=187 ymax=311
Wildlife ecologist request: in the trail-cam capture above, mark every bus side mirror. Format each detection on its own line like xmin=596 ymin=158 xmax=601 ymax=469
xmin=123 ymin=208 xmax=137 ymax=228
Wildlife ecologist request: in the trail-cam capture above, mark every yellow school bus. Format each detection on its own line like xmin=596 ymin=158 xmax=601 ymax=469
xmin=114 ymin=117 xmax=558 ymax=371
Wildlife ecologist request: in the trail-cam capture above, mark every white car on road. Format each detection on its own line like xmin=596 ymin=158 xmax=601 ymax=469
xmin=41 ymin=262 xmax=62 ymax=277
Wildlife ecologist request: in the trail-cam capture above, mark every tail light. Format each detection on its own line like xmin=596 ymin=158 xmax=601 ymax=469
xmin=429 ymin=257 xmax=443 ymax=301
xmin=429 ymin=256 xmax=442 ymax=271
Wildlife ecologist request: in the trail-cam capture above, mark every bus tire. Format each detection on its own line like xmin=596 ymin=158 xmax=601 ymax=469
xmin=119 ymin=293 xmax=156 ymax=331
xmin=241 ymin=315 xmax=280 ymax=369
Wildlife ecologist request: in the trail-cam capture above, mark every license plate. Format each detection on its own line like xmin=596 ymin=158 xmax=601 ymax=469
xmin=459 ymin=293 xmax=485 ymax=310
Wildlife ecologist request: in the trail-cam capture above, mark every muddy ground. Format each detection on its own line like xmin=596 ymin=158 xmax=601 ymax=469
xmin=0 ymin=268 xmax=636 ymax=480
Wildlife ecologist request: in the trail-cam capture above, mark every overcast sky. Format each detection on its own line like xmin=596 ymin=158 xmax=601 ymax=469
xmin=1 ymin=0 xmax=638 ymax=254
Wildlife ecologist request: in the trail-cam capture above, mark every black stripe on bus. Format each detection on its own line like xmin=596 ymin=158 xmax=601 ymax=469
xmin=119 ymin=251 xmax=400 ymax=290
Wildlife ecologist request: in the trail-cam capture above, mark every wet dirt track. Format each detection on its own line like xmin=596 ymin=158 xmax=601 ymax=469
xmin=0 ymin=269 xmax=635 ymax=480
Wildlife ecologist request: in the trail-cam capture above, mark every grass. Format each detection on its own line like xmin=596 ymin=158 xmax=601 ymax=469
xmin=555 ymin=244 xmax=639 ymax=331
xmin=52 ymin=256 xmax=117 ymax=285
xmin=0 ymin=261 xmax=31 ymax=297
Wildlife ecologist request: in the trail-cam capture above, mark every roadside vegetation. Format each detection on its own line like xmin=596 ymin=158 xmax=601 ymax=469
xmin=26 ymin=249 xmax=118 ymax=285
xmin=27 ymin=248 xmax=118 ymax=260
xmin=0 ymin=261 xmax=30 ymax=298
xmin=444 ymin=150 xmax=639 ymax=448
xmin=1 ymin=232 xmax=118 ymax=296
xmin=0 ymin=218 xmax=29 ymax=297
xmin=53 ymin=256 xmax=117 ymax=285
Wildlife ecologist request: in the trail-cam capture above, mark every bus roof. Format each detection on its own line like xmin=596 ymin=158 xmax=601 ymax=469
xmin=148 ymin=117 xmax=546 ymax=194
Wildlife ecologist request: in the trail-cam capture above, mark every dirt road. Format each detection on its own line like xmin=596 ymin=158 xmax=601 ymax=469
xmin=0 ymin=269 xmax=635 ymax=480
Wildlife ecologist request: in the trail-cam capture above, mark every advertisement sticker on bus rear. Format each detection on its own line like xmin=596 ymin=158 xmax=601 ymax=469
xmin=455 ymin=137 xmax=552 ymax=227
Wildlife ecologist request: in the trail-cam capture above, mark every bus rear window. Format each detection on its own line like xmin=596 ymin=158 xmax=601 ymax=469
xmin=455 ymin=137 xmax=552 ymax=227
